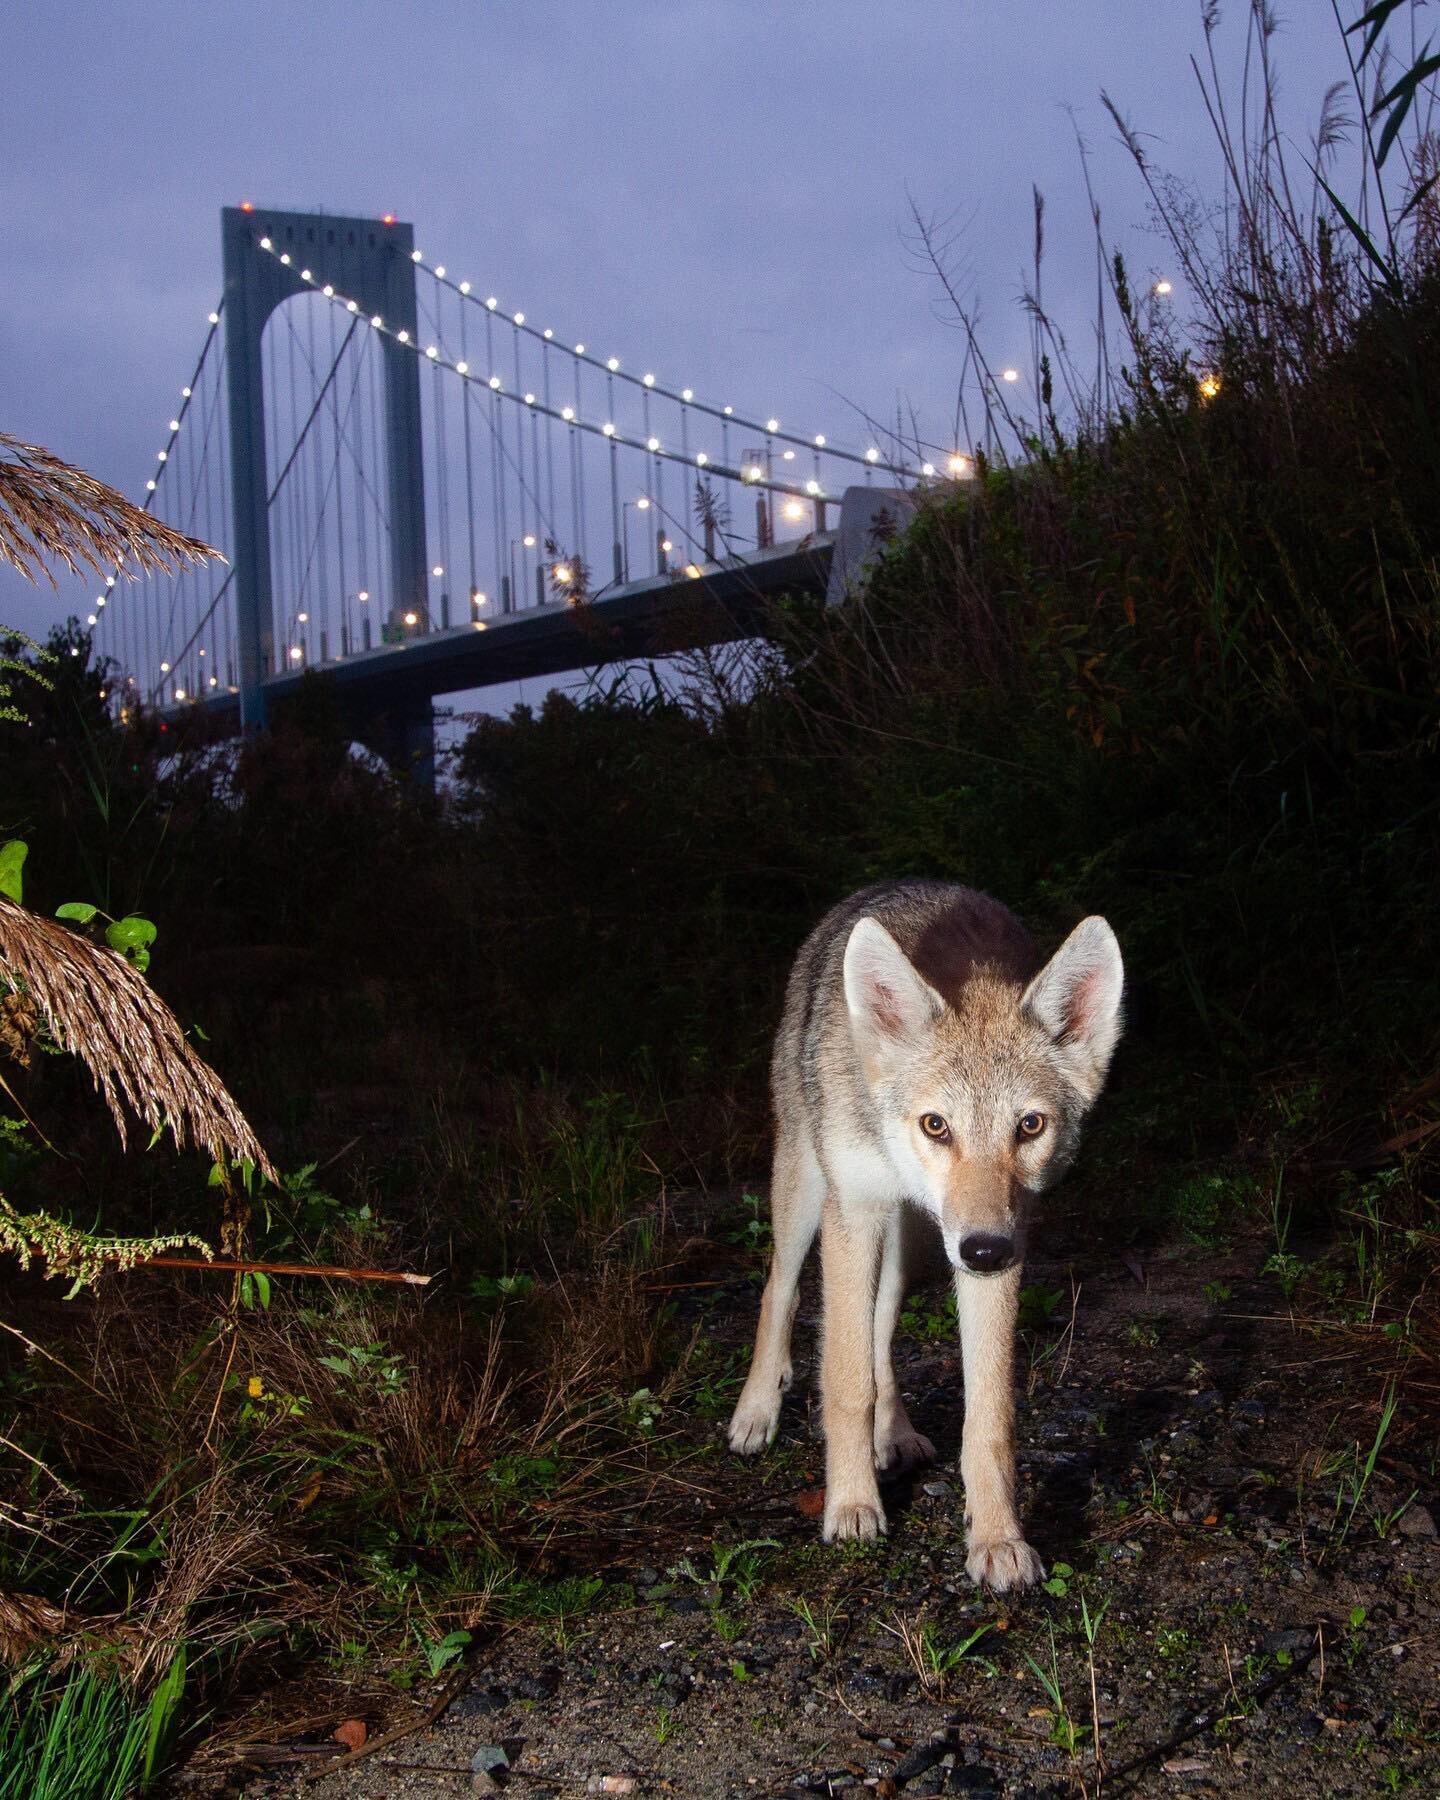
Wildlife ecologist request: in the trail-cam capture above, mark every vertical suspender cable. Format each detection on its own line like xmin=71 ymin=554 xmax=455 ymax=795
xmin=460 ymin=298 xmax=477 ymax=604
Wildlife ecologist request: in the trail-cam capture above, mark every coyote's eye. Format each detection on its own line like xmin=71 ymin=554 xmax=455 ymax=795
xmin=1017 ymin=1111 xmax=1047 ymax=1139
xmin=919 ymin=1112 xmax=951 ymax=1142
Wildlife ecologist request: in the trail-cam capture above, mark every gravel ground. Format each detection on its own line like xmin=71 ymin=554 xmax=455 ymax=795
xmin=188 ymin=1225 xmax=1439 ymax=1799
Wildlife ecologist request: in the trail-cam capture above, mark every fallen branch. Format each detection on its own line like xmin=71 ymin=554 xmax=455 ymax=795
xmin=22 ymin=1248 xmax=431 ymax=1287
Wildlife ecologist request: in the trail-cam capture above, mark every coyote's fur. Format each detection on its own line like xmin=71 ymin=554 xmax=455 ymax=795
xmin=727 ymin=880 xmax=1123 ymax=1592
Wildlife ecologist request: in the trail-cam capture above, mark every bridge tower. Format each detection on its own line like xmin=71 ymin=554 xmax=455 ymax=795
xmin=221 ymin=206 xmax=428 ymax=746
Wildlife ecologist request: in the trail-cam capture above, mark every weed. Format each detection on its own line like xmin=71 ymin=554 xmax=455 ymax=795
xmin=899 ymin=1288 xmax=958 ymax=1344
xmin=790 ymin=1596 xmax=846 ymax=1664
xmin=653 ymin=1707 xmax=680 ymax=1745
xmin=882 ymin=1613 xmax=998 ymax=1695
xmin=0 ymin=1646 xmax=187 ymax=1800
xmin=1023 ymin=1623 xmax=1088 ymax=1758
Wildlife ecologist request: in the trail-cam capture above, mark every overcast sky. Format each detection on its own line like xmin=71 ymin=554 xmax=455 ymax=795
xmin=2 ymin=1 xmax=1352 ymax=670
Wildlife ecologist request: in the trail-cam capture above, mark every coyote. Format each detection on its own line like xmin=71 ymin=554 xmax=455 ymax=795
xmin=727 ymin=881 xmax=1123 ymax=1592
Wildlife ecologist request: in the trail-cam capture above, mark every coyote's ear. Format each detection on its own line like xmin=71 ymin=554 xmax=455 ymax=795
xmin=843 ymin=917 xmax=943 ymax=1048
xmin=1022 ymin=916 xmax=1124 ymax=1100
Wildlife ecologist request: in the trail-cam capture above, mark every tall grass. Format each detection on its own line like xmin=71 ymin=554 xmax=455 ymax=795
xmin=0 ymin=1647 xmax=185 ymax=1799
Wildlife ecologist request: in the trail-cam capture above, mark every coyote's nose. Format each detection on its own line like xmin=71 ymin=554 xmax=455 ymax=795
xmin=958 ymin=1232 xmax=1015 ymax=1275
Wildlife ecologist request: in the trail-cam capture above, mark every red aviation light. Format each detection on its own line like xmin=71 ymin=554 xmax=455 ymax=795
xmin=381 ymin=212 xmax=397 ymax=226
xmin=239 ymin=200 xmax=255 ymax=213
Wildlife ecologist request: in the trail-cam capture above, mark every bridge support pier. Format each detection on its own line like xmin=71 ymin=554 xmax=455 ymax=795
xmin=354 ymin=698 xmax=435 ymax=790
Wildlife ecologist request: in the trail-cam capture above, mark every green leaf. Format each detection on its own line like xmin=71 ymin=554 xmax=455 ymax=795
xmin=1346 ymin=0 xmax=1408 ymax=65
xmin=0 ymin=840 xmax=27 ymax=905
xmin=106 ymin=915 xmax=158 ymax=953
xmin=56 ymin=901 xmax=100 ymax=924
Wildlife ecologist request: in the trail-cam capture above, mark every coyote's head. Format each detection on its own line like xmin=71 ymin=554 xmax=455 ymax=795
xmin=842 ymin=913 xmax=1124 ymax=1275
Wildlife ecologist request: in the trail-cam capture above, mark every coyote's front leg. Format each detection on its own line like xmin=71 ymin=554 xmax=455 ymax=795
xmin=956 ymin=1262 xmax=1044 ymax=1592
xmin=820 ymin=1198 xmax=886 ymax=1541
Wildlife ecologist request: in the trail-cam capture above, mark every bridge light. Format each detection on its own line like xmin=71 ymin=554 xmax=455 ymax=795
xmin=105 ymin=575 xmax=116 ymax=586
xmin=157 ymin=450 xmax=167 ymax=462
xmin=723 ymin=405 xmax=733 ymax=416
xmin=174 ymin=686 xmax=185 ymax=699
xmin=168 ymin=419 xmax=181 ymax=432
xmin=523 ymin=534 xmax=536 ymax=547
xmin=684 ymin=562 xmax=702 ymax=579
xmin=160 ymin=661 xmax=171 ymax=672
xmin=198 ymin=646 xmax=206 ymax=655
xmin=146 ymin=479 xmax=156 ymax=491
xmin=607 ymin=357 xmax=620 ymax=372
xmin=381 ymin=212 xmax=397 ymax=226
xmin=636 ymin=497 xmax=650 ymax=510
xmin=682 ymin=388 xmax=693 ymax=402
xmin=513 ymin=311 xmax=525 ymax=325
xmin=805 ymin=480 xmax=822 ymax=495
xmin=459 ymin=280 xmax=471 ymax=294
xmin=289 ymin=645 xmax=303 ymax=660
xmin=456 ymin=360 xmax=469 ymax=375
xmin=96 ymin=595 xmax=106 ymax=607
xmin=86 ymin=613 xmax=97 ymax=625
xmin=240 ymin=201 xmax=254 ymax=213
xmin=766 ymin=418 xmax=779 ymax=432
xmin=372 ymin=314 xmax=384 ymax=328
xmin=434 ymin=265 xmax=445 ymax=278
xmin=643 ymin=373 xmax=655 ymax=387
xmin=783 ymin=499 xmax=805 ymax=521
xmin=258 ymin=236 xmax=271 ymax=249
xmin=1198 ymin=372 xmax=1221 ymax=400
xmin=486 ymin=296 xmax=498 ymax=309
xmin=209 ymin=676 xmax=218 ymax=687
xmin=524 ymin=392 xmax=535 ymax=404
xmin=425 ymin=344 xmax=438 ymax=358
xmin=471 ymin=588 xmax=487 ymax=605
xmin=403 ymin=611 xmax=418 ymax=626
xmin=646 ymin=436 xmax=660 ymax=452
xmin=782 ymin=449 xmax=795 ymax=460
xmin=1155 ymin=278 xmax=1173 ymax=295
xmin=814 ymin=434 xmax=825 ymax=446
xmin=544 ymin=328 xmax=554 ymax=340
xmin=743 ymin=464 xmax=763 ymax=482
xmin=279 ymin=253 xmax=290 ymax=265
xmin=553 ymin=564 xmax=573 ymax=584
xmin=432 ymin=564 xmax=444 ymax=577
xmin=1001 ymin=367 xmax=1019 ymax=382
xmin=489 ymin=375 xmax=502 ymax=390
xmin=948 ymin=453 xmax=971 ymax=477
xmin=323 ymin=284 xmax=334 ymax=297
xmin=301 ymin=268 xmax=313 ymax=282
xmin=561 ymin=405 xmax=575 ymax=421
xmin=208 ymin=311 xmax=220 ymax=324
xmin=661 ymin=538 xmax=673 ymax=553
xmin=411 ymin=249 xmax=423 ymax=263
xmin=574 ymin=342 xmax=585 ymax=354
xmin=347 ymin=299 xmax=359 ymax=313
xmin=297 ymin=611 xmax=308 ymax=622
xmin=397 ymin=330 xmax=410 ymax=343
xmin=602 ymin=422 xmax=615 ymax=436
xmin=695 ymin=452 xmax=708 ymax=467
xmin=473 ymin=619 xmax=487 ymax=631
xmin=921 ymin=462 xmax=936 ymax=476
xmin=182 ymin=386 xmax=192 ymax=398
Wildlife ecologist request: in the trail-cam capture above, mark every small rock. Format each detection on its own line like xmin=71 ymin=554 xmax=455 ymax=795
xmin=1397 ymin=1503 xmax=1437 ymax=1540
xmin=922 ymin=1481 xmax=954 ymax=1498
xmin=587 ymin=1779 xmax=638 ymax=1796
xmin=635 ymin=1565 xmax=660 ymax=1587
xmin=1261 ymin=1628 xmax=1313 ymax=1655
xmin=1162 ymin=1757 xmax=1210 ymax=1775
xmin=450 ymin=1686 xmax=508 ymax=1721
xmin=471 ymin=1745 xmax=510 ymax=1775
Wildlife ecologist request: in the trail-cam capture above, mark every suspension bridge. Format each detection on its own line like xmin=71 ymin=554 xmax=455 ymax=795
xmin=89 ymin=206 xmax=963 ymax=778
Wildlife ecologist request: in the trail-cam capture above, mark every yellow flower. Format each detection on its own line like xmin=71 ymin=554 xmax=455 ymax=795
xmin=247 ymin=1376 xmax=264 ymax=1399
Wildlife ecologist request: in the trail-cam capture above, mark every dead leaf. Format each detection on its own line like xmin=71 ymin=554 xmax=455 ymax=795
xmin=1162 ymin=1758 xmax=1210 ymax=1775
xmin=332 ymin=1719 xmax=366 ymax=1752
xmin=295 ymin=1469 xmax=323 ymax=1513
xmin=795 ymin=1487 xmax=825 ymax=1518
xmin=1203 ymin=1511 xmax=1219 ymax=1526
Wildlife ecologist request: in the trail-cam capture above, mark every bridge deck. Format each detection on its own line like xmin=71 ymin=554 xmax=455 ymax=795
xmin=175 ymin=534 xmax=833 ymax=734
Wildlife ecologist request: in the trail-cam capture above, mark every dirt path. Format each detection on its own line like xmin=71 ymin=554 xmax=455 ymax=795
xmin=217 ymin=1232 xmax=1439 ymax=1799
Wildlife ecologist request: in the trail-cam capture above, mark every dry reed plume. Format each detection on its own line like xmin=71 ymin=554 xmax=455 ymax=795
xmin=0 ymin=431 xmax=214 ymax=587
xmin=0 ymin=897 xmax=275 ymax=1182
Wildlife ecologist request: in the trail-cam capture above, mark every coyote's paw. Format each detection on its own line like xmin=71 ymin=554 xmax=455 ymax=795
xmin=822 ymin=1495 xmax=887 ymax=1543
xmin=966 ymin=1535 xmax=1045 ymax=1593
xmin=874 ymin=1420 xmax=937 ymax=1473
xmin=727 ymin=1394 xmax=780 ymax=1456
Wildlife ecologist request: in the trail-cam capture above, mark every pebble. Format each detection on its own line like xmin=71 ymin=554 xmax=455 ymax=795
xmin=922 ymin=1481 xmax=954 ymax=1498
xmin=1261 ymin=1627 xmax=1313 ymax=1655
xmin=1398 ymin=1502 xmax=1437 ymax=1540
xmin=470 ymin=1745 xmax=509 ymax=1775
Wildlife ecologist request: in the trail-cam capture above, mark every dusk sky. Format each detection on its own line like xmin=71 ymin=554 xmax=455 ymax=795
xmin=3 ymin=3 xmax=1351 ymax=679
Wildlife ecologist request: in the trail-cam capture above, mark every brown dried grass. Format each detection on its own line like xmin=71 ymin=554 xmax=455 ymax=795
xmin=0 ymin=431 xmax=215 ymax=587
xmin=0 ymin=896 xmax=275 ymax=1180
